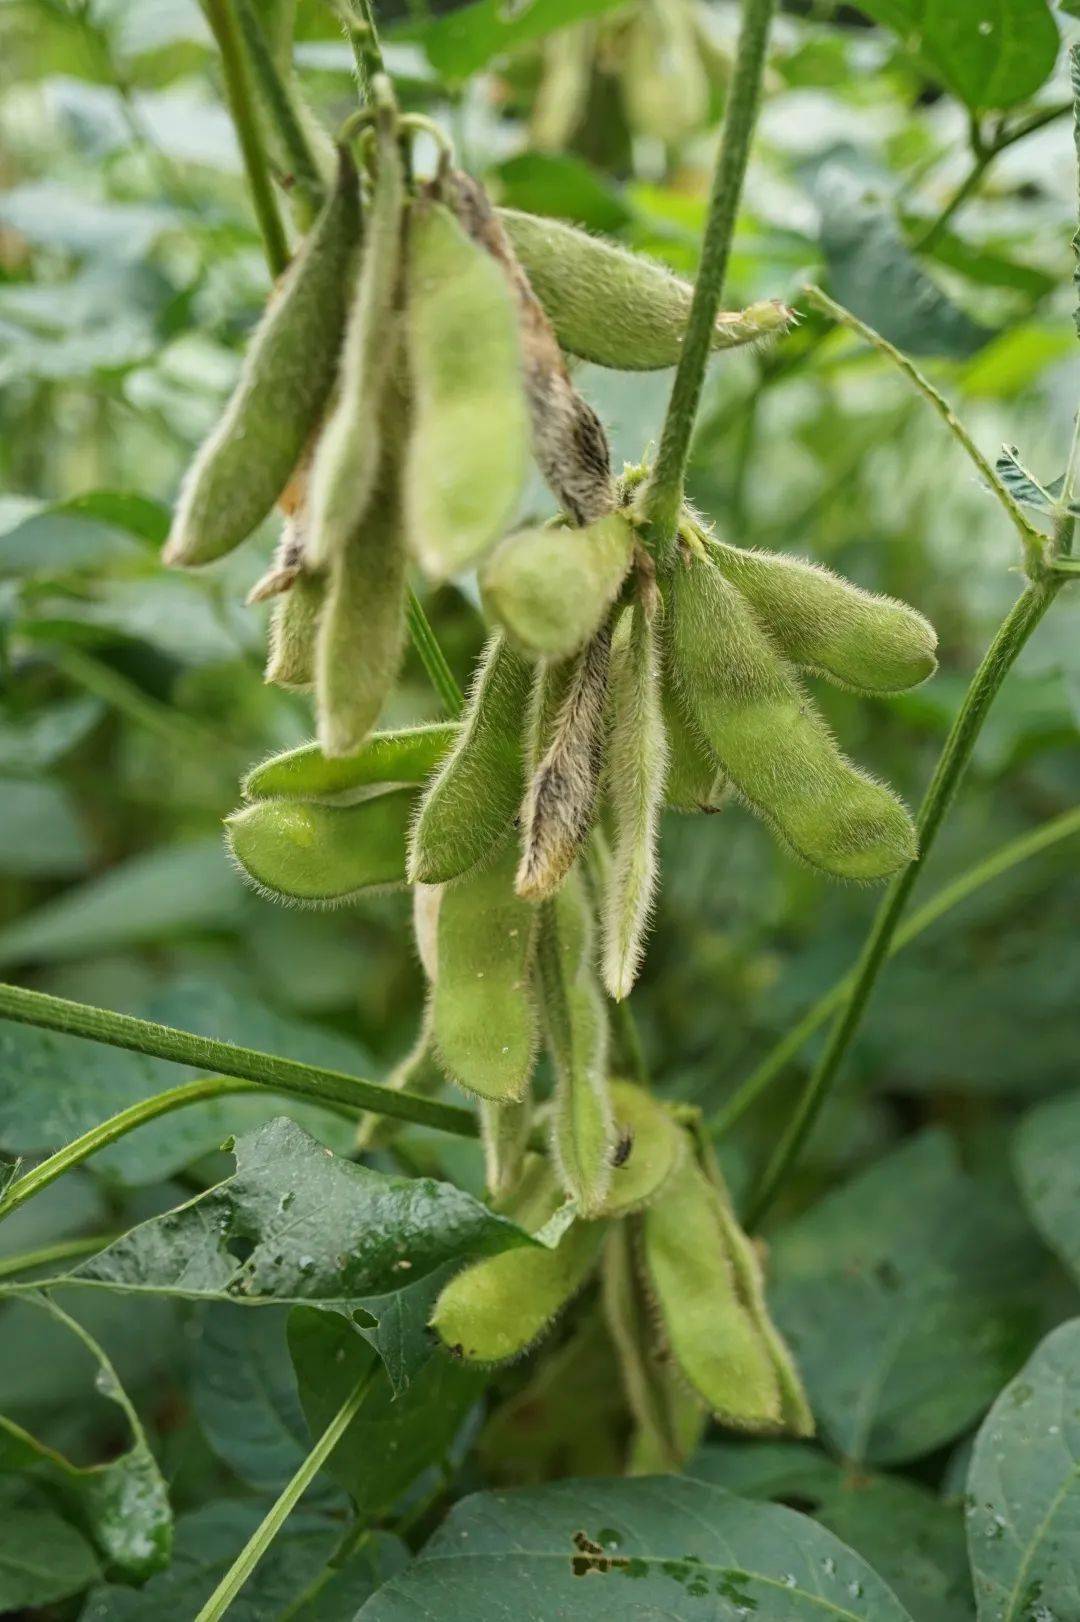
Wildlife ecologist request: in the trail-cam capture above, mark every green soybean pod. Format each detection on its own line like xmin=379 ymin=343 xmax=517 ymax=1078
xmin=481 ymin=1093 xmax=532 ymax=1201
xmin=709 ymin=540 xmax=938 ymax=694
xmin=481 ymin=513 xmax=635 ymax=662
xmin=432 ymin=840 xmax=539 ymax=1102
xmin=408 ymin=632 xmax=531 ymax=885
xmin=667 ymin=556 xmax=917 ymax=881
xmin=501 ymin=209 xmax=791 ymax=372
xmin=595 ymin=1080 xmax=685 ymax=1217
xmin=265 ymin=564 xmax=324 ymax=691
xmin=164 ymin=148 xmax=361 ymax=568
xmin=619 ymin=0 xmax=709 ymax=145
xmin=662 ymin=681 xmax=728 ymax=812
xmin=306 ymin=109 xmax=405 ymax=570
xmin=243 ymin=722 xmax=457 ymax=803
xmin=602 ymin=604 xmax=667 ymax=1001
xmin=226 ymin=786 xmax=412 ymax=905
xmin=642 ymin=1159 xmax=783 ymax=1429
xmin=404 ymin=198 xmax=529 ymax=579
xmin=430 ymin=1156 xmax=605 ymax=1365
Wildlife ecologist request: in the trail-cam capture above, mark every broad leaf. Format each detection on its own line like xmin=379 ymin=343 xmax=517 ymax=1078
xmin=0 ymin=777 xmax=91 ymax=877
xmin=1015 ymin=1093 xmax=1080 ymax=1284
xmin=770 ymin=1132 xmax=1046 ymax=1464
xmin=355 ymin=1475 xmax=915 ymax=1619
xmin=966 ymin=1318 xmax=1080 ymax=1622
xmin=858 ymin=0 xmax=1059 ymax=109
xmin=0 ymin=696 xmax=103 ymax=774
xmin=192 ymin=1305 xmax=310 ymax=1492
xmin=403 ymin=0 xmax=628 ymax=79
xmin=0 ymin=1481 xmax=100 ymax=1611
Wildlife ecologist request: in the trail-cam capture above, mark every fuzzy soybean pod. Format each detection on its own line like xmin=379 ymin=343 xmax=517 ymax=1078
xmin=164 ymin=149 xmax=361 ymax=568
xmin=667 ymin=556 xmax=917 ymax=881
xmin=661 ymin=682 xmax=728 ymax=812
xmin=602 ymin=604 xmax=668 ymax=1001
xmin=226 ymin=786 xmax=412 ymax=905
xmin=404 ymin=198 xmax=529 ymax=579
xmin=243 ymin=723 xmax=457 ymax=804
xmin=595 ymin=1080 xmax=685 ymax=1217
xmin=265 ymin=551 xmax=324 ymax=691
xmin=481 ymin=513 xmax=635 ymax=662
xmin=432 ymin=840 xmax=539 ymax=1102
xmin=501 ymin=209 xmax=791 ymax=372
xmin=306 ymin=111 xmax=405 ymax=570
xmin=408 ymin=633 xmax=532 ymax=885
xmin=481 ymin=1094 xmax=532 ymax=1201
xmin=708 ymin=540 xmax=938 ymax=694
xmin=430 ymin=1156 xmax=605 ymax=1365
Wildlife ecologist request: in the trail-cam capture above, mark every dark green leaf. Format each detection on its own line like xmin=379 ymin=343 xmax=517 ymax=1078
xmin=192 ymin=1305 xmax=310 ymax=1492
xmin=0 ymin=697 xmax=103 ymax=774
xmin=0 ymin=777 xmax=92 ymax=877
xmin=0 ymin=1481 xmax=100 ymax=1611
xmin=0 ymin=493 xmax=165 ymax=575
xmin=966 ymin=1318 xmax=1080 ymax=1622
xmin=857 ymin=0 xmax=1059 ymax=108
xmin=492 ymin=154 xmax=633 ymax=234
xmin=1014 ymin=1092 xmax=1080 ymax=1283
xmin=995 ymin=445 xmax=1059 ymax=513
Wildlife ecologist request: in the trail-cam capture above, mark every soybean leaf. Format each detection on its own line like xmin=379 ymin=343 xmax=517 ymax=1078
xmin=403 ymin=0 xmax=629 ymax=80
xmin=817 ymin=164 xmax=990 ymax=358
xmin=857 ymin=0 xmax=1059 ymax=109
xmin=492 ymin=153 xmax=633 ymax=234
xmin=0 ymin=777 xmax=92 ymax=877
xmin=966 ymin=1318 xmax=1080 ymax=1622
xmin=1014 ymin=1093 xmax=1080 ymax=1283
xmin=192 ymin=1305 xmax=310 ymax=1492
xmin=769 ymin=1132 xmax=1047 ymax=1465
xmin=26 ymin=1118 xmax=539 ymax=1387
xmin=355 ymin=1475 xmax=915 ymax=1619
xmin=81 ymin=1499 xmax=409 ymax=1621
xmin=0 ymin=1481 xmax=101 ymax=1611
xmin=288 ymin=1304 xmax=486 ymax=1519
xmin=0 ymin=696 xmax=103 ymax=774
xmin=0 ymin=491 xmax=167 ymax=576
xmin=0 ymin=183 xmax=179 ymax=258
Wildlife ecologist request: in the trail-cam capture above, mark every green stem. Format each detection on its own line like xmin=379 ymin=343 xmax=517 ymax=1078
xmin=0 ymin=982 xmax=479 ymax=1141
xmin=642 ymin=0 xmax=776 ymax=554
xmin=0 ymin=1233 xmax=117 ymax=1280
xmin=235 ymin=0 xmax=325 ymax=217
xmin=745 ymin=575 xmax=1063 ymax=1226
xmin=710 ymin=801 xmax=1080 ymax=1140
xmin=194 ymin=1366 xmax=378 ymax=1622
xmin=406 ymin=591 xmax=464 ymax=717
xmin=203 ymin=0 xmax=290 ymax=277
xmin=913 ymin=101 xmax=1071 ymax=253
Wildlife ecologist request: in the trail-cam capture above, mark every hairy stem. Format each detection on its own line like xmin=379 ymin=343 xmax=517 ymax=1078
xmin=642 ymin=0 xmax=776 ymax=554
xmin=745 ymin=574 xmax=1064 ymax=1226
xmin=203 ymin=0 xmax=290 ymax=276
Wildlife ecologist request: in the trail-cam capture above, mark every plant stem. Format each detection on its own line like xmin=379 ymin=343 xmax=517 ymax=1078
xmin=235 ymin=0 xmax=325 ymax=218
xmin=406 ymin=591 xmax=464 ymax=717
xmin=194 ymin=1366 xmax=378 ymax=1622
xmin=0 ymin=1233 xmax=117 ymax=1280
xmin=0 ymin=983 xmax=479 ymax=1141
xmin=745 ymin=573 xmax=1064 ymax=1226
xmin=203 ymin=0 xmax=290 ymax=277
xmin=914 ymin=100 xmax=1071 ymax=253
xmin=710 ymin=801 xmax=1080 ymax=1140
xmin=642 ymin=0 xmax=776 ymax=555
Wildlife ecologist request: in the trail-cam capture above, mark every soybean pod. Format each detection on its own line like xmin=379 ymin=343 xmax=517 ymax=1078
xmin=226 ymin=787 xmax=413 ymax=905
xmin=481 ymin=513 xmax=635 ymax=662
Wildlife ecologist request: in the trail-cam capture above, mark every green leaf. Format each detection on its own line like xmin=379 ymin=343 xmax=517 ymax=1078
xmin=0 ymin=1481 xmax=100 ymax=1611
xmin=354 ymin=1475 xmax=915 ymax=1619
xmin=0 ymin=183 xmax=179 ymax=257
xmin=995 ymin=446 xmax=1060 ymax=513
xmin=966 ymin=1318 xmax=1080 ymax=1622
xmin=0 ymin=492 xmax=165 ymax=576
xmin=0 ymin=696 xmax=103 ymax=774
xmin=1014 ymin=1092 xmax=1080 ymax=1283
xmin=0 ymin=777 xmax=92 ymax=877
xmin=491 ymin=153 xmax=633 ymax=235
xmin=288 ymin=1303 xmax=485 ymax=1519
xmin=769 ymin=1132 xmax=1046 ymax=1464
xmin=193 ymin=1305 xmax=310 ymax=1492
xmin=401 ymin=0 xmax=629 ymax=80
xmin=857 ymin=0 xmax=1059 ymax=108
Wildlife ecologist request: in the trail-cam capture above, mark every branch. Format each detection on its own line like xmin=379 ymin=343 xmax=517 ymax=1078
xmin=203 ymin=0 xmax=290 ymax=277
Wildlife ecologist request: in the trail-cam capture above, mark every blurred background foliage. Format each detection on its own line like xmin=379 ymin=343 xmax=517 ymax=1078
xmin=1 ymin=0 xmax=1079 ymax=1614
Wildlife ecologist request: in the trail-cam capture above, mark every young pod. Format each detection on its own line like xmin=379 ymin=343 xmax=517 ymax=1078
xmin=264 ymin=548 xmax=324 ymax=691
xmin=601 ymin=603 xmax=668 ymax=1000
xmin=667 ymin=555 xmax=917 ymax=881
xmin=529 ymin=24 xmax=593 ymax=151
xmin=430 ymin=1156 xmax=605 ymax=1365
xmin=595 ymin=1080 xmax=685 ymax=1217
xmin=481 ymin=513 xmax=635 ymax=662
xmin=662 ymin=680 xmax=728 ymax=812
xmin=708 ymin=539 xmax=938 ymax=694
xmin=242 ymin=722 xmax=457 ymax=804
xmin=165 ymin=149 xmax=361 ymax=568
xmin=432 ymin=840 xmax=539 ymax=1103
xmin=501 ymin=208 xmax=792 ymax=371
xmin=618 ymin=0 xmax=710 ymax=145
xmin=403 ymin=198 xmax=529 ymax=579
xmin=409 ymin=632 xmax=531 ymax=885
xmin=306 ymin=108 xmax=405 ymax=570
xmin=481 ymin=1093 xmax=533 ymax=1202
xmin=226 ymin=786 xmax=412 ymax=905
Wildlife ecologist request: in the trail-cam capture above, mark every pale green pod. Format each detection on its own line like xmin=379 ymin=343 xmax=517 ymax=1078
xmin=164 ymin=149 xmax=361 ymax=568
xmin=404 ymin=199 xmax=529 ymax=579
xmin=314 ymin=422 xmax=407 ymax=758
xmin=243 ymin=723 xmax=457 ymax=804
xmin=619 ymin=0 xmax=709 ymax=144
xmin=642 ymin=1158 xmax=783 ymax=1429
xmin=530 ymin=23 xmax=593 ymax=151
xmin=596 ymin=1080 xmax=685 ymax=1217
xmin=430 ymin=1156 xmax=605 ymax=1364
xmin=501 ymin=209 xmax=792 ymax=371
xmin=481 ymin=1093 xmax=532 ymax=1201
xmin=662 ymin=681 xmax=728 ymax=812
xmin=306 ymin=111 xmax=405 ymax=569
xmin=708 ymin=540 xmax=938 ymax=694
xmin=226 ymin=787 xmax=412 ymax=905
xmin=408 ymin=633 xmax=531 ymax=885
xmin=667 ymin=556 xmax=917 ymax=881
xmin=602 ymin=604 xmax=668 ymax=1000
xmin=432 ymin=840 xmax=539 ymax=1102
xmin=265 ymin=566 xmax=324 ymax=691
xmin=481 ymin=513 xmax=635 ymax=661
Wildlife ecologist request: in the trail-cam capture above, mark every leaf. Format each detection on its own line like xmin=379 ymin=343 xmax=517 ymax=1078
xmin=0 ymin=492 xmax=166 ymax=575
xmin=966 ymin=1318 xmax=1080 ymax=1622
xmin=817 ymin=164 xmax=990 ymax=358
xmin=1014 ymin=1092 xmax=1080 ymax=1283
xmin=192 ymin=1305 xmax=310 ymax=1492
xmin=0 ymin=183 xmax=179 ymax=257
xmin=354 ymin=1475 xmax=915 ymax=1619
xmin=82 ymin=1499 xmax=409 ymax=1621
xmin=31 ymin=1118 xmax=541 ymax=1387
xmin=995 ymin=445 xmax=1059 ymax=513
xmin=0 ymin=777 xmax=92 ymax=877
xmin=0 ymin=696 xmax=104 ymax=774
xmin=492 ymin=153 xmax=633 ymax=234
xmin=288 ymin=1303 xmax=486 ymax=1518
xmin=0 ymin=1297 xmax=171 ymax=1581
xmin=769 ymin=1132 xmax=1047 ymax=1464
xmin=0 ymin=1481 xmax=100 ymax=1611
xmin=857 ymin=0 xmax=1059 ymax=109
xmin=402 ymin=0 xmax=629 ymax=80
